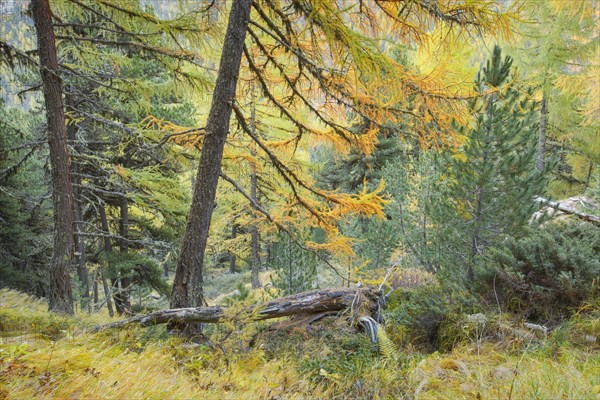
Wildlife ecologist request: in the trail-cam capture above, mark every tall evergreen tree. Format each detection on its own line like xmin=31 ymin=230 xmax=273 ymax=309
xmin=439 ymin=46 xmax=545 ymax=280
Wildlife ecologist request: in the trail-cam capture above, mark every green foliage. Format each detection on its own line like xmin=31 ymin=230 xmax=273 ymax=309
xmin=384 ymin=282 xmax=477 ymax=351
xmin=433 ymin=46 xmax=546 ymax=278
xmin=478 ymin=222 xmax=600 ymax=321
xmin=0 ymin=103 xmax=50 ymax=297
xmin=319 ymin=130 xmax=401 ymax=193
xmin=101 ymin=251 xmax=170 ymax=296
xmin=317 ymin=131 xmax=403 ymax=271
xmin=382 ymin=150 xmax=443 ymax=272
xmin=270 ymin=232 xmax=318 ymax=295
xmin=508 ymin=0 xmax=599 ymax=197
xmin=299 ymin=334 xmax=378 ymax=384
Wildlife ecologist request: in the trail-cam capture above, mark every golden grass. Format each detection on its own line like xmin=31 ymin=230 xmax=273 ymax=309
xmin=408 ymin=342 xmax=599 ymax=400
xmin=1 ymin=289 xmax=598 ymax=400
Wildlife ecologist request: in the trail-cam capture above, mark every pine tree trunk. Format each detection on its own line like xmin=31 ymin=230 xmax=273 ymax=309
xmin=98 ymin=205 xmax=115 ymax=317
xmin=250 ymin=84 xmax=261 ymax=288
xmin=32 ymin=0 xmax=74 ymax=314
xmin=171 ymin=0 xmax=252 ymax=311
xmin=114 ymin=197 xmax=131 ymax=315
xmin=537 ymin=92 xmax=548 ymax=172
xmin=100 ymin=264 xmax=114 ymax=318
xmin=584 ymin=161 xmax=594 ymax=192
xmin=73 ymin=176 xmax=89 ymax=299
xmin=93 ymin=272 xmax=99 ymax=308
xmin=468 ymin=91 xmax=496 ymax=281
xmin=229 ymin=224 xmax=238 ymax=274
xmin=66 ymin=94 xmax=89 ymax=302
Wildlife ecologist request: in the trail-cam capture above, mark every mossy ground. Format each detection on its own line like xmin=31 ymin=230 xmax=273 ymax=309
xmin=1 ymin=289 xmax=598 ymax=399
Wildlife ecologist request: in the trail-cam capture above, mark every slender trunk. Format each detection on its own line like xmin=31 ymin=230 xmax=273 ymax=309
xmin=265 ymin=243 xmax=272 ymax=270
xmin=32 ymin=0 xmax=74 ymax=314
xmin=536 ymin=92 xmax=548 ymax=172
xmin=73 ymin=186 xmax=89 ymax=298
xmin=468 ymin=91 xmax=495 ymax=282
xmin=98 ymin=205 xmax=113 ymax=252
xmin=93 ymin=271 xmax=99 ymax=308
xmin=171 ymin=0 xmax=252 ymax=311
xmin=66 ymin=94 xmax=89 ymax=301
xmin=229 ymin=224 xmax=238 ymax=273
xmin=250 ymin=84 xmax=261 ymax=288
xmin=98 ymin=205 xmax=115 ymax=317
xmin=114 ymin=197 xmax=131 ymax=315
xmin=288 ymin=236 xmax=293 ymax=294
xmin=468 ymin=188 xmax=484 ymax=281
xmin=584 ymin=161 xmax=594 ymax=192
xmin=100 ymin=263 xmax=114 ymax=318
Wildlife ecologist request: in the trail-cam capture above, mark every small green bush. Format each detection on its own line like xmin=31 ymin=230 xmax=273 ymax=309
xmin=299 ymin=334 xmax=378 ymax=383
xmin=384 ymin=281 xmax=477 ymax=351
xmin=479 ymin=222 xmax=600 ymax=321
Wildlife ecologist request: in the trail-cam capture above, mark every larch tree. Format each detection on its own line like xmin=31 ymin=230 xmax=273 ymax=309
xmin=3 ymin=0 xmax=219 ymax=313
xmin=508 ymin=0 xmax=598 ymax=192
xmin=172 ymin=0 xmax=520 ymax=310
xmin=31 ymin=0 xmax=75 ymax=314
xmin=171 ymin=0 xmax=253 ymax=310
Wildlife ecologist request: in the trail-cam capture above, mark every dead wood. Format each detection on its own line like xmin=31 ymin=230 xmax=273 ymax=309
xmin=92 ymin=287 xmax=378 ymax=332
xmin=534 ymin=196 xmax=600 ymax=224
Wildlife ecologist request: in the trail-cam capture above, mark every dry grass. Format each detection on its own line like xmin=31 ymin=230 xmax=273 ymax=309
xmin=1 ymin=289 xmax=598 ymax=400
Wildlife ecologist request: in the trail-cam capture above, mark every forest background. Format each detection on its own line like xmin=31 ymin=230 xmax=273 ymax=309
xmin=0 ymin=0 xmax=598 ymax=399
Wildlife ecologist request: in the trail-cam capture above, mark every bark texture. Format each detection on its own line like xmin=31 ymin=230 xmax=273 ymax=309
xmin=66 ymin=95 xmax=89 ymax=301
xmin=32 ymin=0 xmax=74 ymax=314
xmin=114 ymin=197 xmax=131 ymax=315
xmin=98 ymin=205 xmax=115 ymax=317
xmin=171 ymin=0 xmax=252 ymax=309
xmin=94 ymin=287 xmax=378 ymax=331
xmin=536 ymin=92 xmax=548 ymax=172
xmin=249 ymin=87 xmax=261 ymax=288
xmin=229 ymin=224 xmax=238 ymax=274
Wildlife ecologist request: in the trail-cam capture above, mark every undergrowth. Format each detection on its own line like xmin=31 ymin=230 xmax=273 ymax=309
xmin=1 ymin=288 xmax=598 ymax=399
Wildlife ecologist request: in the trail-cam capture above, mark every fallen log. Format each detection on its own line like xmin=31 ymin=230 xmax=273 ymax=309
xmin=534 ymin=196 xmax=600 ymax=224
xmin=92 ymin=287 xmax=378 ymax=332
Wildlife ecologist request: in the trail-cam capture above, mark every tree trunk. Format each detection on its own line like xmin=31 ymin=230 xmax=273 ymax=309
xmin=94 ymin=287 xmax=378 ymax=331
xmin=114 ymin=197 xmax=131 ymax=315
xmin=249 ymin=84 xmax=261 ymax=288
xmin=66 ymin=94 xmax=89 ymax=302
xmin=468 ymin=91 xmax=495 ymax=282
xmin=171 ymin=0 xmax=252 ymax=310
xmin=93 ymin=271 xmax=99 ymax=308
xmin=98 ymin=205 xmax=115 ymax=317
xmin=32 ymin=0 xmax=74 ymax=314
xmin=229 ymin=223 xmax=238 ymax=274
xmin=584 ymin=161 xmax=594 ymax=192
xmin=537 ymin=92 xmax=548 ymax=172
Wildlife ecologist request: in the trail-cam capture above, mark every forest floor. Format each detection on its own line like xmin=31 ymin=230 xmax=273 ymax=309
xmin=0 ymin=288 xmax=598 ymax=399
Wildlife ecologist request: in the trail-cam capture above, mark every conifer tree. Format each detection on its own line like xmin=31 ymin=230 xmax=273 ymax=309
xmin=508 ymin=0 xmax=598 ymax=194
xmin=174 ymin=0 xmax=518 ymax=309
xmin=31 ymin=0 xmax=74 ymax=314
xmin=439 ymin=46 xmax=544 ymax=280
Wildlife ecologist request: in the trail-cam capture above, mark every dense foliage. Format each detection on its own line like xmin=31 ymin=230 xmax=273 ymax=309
xmin=0 ymin=0 xmax=598 ymax=397
xmin=481 ymin=222 xmax=600 ymax=321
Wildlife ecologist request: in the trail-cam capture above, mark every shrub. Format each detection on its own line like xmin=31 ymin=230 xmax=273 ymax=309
xmin=479 ymin=222 xmax=600 ymax=321
xmin=384 ymin=281 xmax=477 ymax=351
